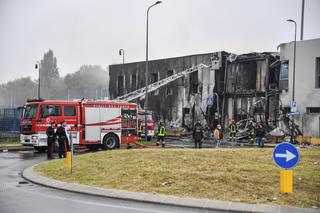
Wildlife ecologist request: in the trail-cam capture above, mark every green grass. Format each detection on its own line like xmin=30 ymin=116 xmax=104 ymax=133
xmin=0 ymin=145 xmax=32 ymax=150
xmin=35 ymin=148 xmax=320 ymax=208
xmin=0 ymin=139 xmax=20 ymax=144
xmin=137 ymin=140 xmax=158 ymax=146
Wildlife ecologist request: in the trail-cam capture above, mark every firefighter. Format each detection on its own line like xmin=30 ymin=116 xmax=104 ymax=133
xmin=138 ymin=121 xmax=142 ymax=137
xmin=247 ymin=120 xmax=255 ymax=144
xmin=46 ymin=121 xmax=56 ymax=160
xmin=228 ymin=119 xmax=237 ymax=143
xmin=214 ymin=124 xmax=223 ymax=148
xmin=56 ymin=121 xmax=69 ymax=158
xmin=193 ymin=122 xmax=204 ymax=149
xmin=156 ymin=122 xmax=166 ymax=148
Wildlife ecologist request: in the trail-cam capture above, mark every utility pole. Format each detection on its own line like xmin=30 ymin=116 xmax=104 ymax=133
xmin=286 ymin=19 xmax=297 ymax=143
xmin=36 ymin=61 xmax=41 ymax=99
xmin=300 ymin=0 xmax=305 ymax=40
xmin=119 ymin=49 xmax=125 ymax=73
xmin=145 ymin=1 xmax=162 ymax=142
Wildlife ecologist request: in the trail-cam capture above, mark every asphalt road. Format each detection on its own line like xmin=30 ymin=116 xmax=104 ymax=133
xmin=0 ymin=150 xmax=224 ymax=213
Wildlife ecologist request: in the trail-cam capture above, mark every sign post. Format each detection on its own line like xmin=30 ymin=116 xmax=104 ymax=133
xmin=273 ymin=143 xmax=300 ymax=193
xmin=290 ymin=100 xmax=297 ymax=113
xmin=207 ymin=95 xmax=214 ymax=107
xmin=66 ymin=134 xmax=73 ymax=173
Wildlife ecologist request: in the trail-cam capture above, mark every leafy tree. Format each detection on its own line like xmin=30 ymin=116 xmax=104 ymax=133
xmin=39 ymin=49 xmax=60 ymax=99
xmin=0 ymin=49 xmax=109 ymax=107
xmin=64 ymin=65 xmax=108 ymax=100
xmin=0 ymin=77 xmax=37 ymax=107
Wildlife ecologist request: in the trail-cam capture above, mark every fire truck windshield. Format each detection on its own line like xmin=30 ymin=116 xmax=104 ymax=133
xmin=138 ymin=114 xmax=152 ymax=121
xmin=40 ymin=105 xmax=61 ymax=118
xmin=23 ymin=104 xmax=38 ymax=119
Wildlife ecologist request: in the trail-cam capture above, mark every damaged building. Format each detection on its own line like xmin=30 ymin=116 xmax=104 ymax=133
xmin=223 ymin=52 xmax=281 ymax=129
xmin=109 ymin=52 xmax=228 ymax=129
xmin=109 ymin=51 xmax=280 ymax=130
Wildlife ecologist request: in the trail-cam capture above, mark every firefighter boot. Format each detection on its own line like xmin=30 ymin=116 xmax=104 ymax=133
xmin=162 ymin=142 xmax=165 ymax=148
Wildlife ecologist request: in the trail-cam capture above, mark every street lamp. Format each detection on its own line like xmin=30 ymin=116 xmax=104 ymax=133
xmin=286 ymin=19 xmax=297 ymax=143
xmin=145 ymin=1 xmax=162 ymax=142
xmin=119 ymin=49 xmax=125 ymax=71
xmin=118 ymin=49 xmax=125 ymax=96
xmin=35 ymin=61 xmax=41 ymax=99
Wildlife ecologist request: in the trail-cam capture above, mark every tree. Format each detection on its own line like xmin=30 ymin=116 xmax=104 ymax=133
xmin=39 ymin=49 xmax=60 ymax=99
xmin=0 ymin=77 xmax=37 ymax=107
xmin=64 ymin=65 xmax=108 ymax=100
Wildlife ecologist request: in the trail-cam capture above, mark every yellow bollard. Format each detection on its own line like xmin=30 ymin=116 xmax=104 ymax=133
xmin=280 ymin=169 xmax=293 ymax=193
xmin=66 ymin=151 xmax=71 ymax=170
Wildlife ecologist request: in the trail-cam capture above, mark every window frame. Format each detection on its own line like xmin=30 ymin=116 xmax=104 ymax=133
xmin=151 ymin=72 xmax=159 ymax=83
xmin=40 ymin=105 xmax=62 ymax=118
xmin=280 ymin=61 xmax=289 ymax=80
xmin=306 ymin=107 xmax=320 ymax=114
xmin=316 ymin=57 xmax=320 ymax=88
xmin=131 ymin=73 xmax=137 ymax=90
xmin=64 ymin=105 xmax=77 ymax=117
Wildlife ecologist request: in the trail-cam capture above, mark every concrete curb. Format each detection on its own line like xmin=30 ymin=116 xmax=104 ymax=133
xmin=22 ymin=162 xmax=318 ymax=213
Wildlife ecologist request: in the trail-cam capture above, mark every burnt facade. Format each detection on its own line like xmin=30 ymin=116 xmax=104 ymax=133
xmin=109 ymin=52 xmax=280 ymax=129
xmin=223 ymin=53 xmax=280 ymax=129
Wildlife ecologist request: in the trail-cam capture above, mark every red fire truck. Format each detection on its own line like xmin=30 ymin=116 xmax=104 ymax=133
xmin=20 ymin=99 xmax=139 ymax=151
xmin=137 ymin=110 xmax=155 ymax=141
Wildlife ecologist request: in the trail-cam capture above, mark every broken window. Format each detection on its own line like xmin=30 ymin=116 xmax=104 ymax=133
xmin=279 ymin=61 xmax=289 ymax=90
xmin=131 ymin=74 xmax=137 ymax=91
xmin=151 ymin=73 xmax=159 ymax=95
xmin=316 ymin=57 xmax=320 ymax=88
xmin=166 ymin=86 xmax=173 ymax=95
xmin=235 ymin=61 xmax=257 ymax=91
xmin=167 ymin=70 xmax=174 ymax=77
xmin=190 ymin=71 xmax=198 ymax=94
xmin=151 ymin=73 xmax=159 ymax=83
xmin=307 ymin=107 xmax=320 ymax=114
xmin=117 ymin=75 xmax=124 ymax=96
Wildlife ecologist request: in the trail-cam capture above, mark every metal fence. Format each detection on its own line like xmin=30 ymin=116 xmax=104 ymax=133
xmin=0 ymin=108 xmax=21 ymax=132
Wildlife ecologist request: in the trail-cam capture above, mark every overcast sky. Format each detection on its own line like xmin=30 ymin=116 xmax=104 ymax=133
xmin=0 ymin=0 xmax=319 ymax=83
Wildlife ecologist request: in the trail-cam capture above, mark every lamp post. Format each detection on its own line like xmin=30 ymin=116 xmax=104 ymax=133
xmin=118 ymin=49 xmax=125 ymax=96
xmin=145 ymin=1 xmax=162 ymax=142
xmin=35 ymin=61 xmax=41 ymax=99
xmin=119 ymin=49 xmax=125 ymax=71
xmin=287 ymin=19 xmax=297 ymax=143
xmin=300 ymin=0 xmax=305 ymax=40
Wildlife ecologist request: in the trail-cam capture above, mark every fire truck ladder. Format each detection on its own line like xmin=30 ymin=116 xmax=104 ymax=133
xmin=115 ymin=63 xmax=210 ymax=102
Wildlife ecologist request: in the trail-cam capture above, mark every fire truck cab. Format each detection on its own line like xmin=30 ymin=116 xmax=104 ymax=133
xmin=20 ymin=99 xmax=139 ymax=151
xmin=137 ymin=110 xmax=155 ymax=141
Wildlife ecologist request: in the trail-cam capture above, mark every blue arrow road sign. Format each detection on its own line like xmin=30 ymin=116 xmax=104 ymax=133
xmin=273 ymin=143 xmax=300 ymax=169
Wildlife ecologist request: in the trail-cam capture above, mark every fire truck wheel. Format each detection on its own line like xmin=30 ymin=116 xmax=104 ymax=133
xmin=102 ymin=134 xmax=119 ymax=150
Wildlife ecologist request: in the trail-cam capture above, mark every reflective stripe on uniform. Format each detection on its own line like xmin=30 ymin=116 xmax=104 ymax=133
xmin=158 ymin=126 xmax=166 ymax=136
xmin=230 ymin=125 xmax=236 ymax=133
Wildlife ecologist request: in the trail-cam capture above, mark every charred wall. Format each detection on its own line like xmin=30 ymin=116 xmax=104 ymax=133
xmin=223 ymin=53 xmax=280 ymax=128
xmin=109 ymin=52 xmax=228 ymax=127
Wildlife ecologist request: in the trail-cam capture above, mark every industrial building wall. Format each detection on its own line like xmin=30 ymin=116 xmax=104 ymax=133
xmin=279 ymin=38 xmax=320 ymax=137
xmin=109 ymin=52 xmax=226 ymax=128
